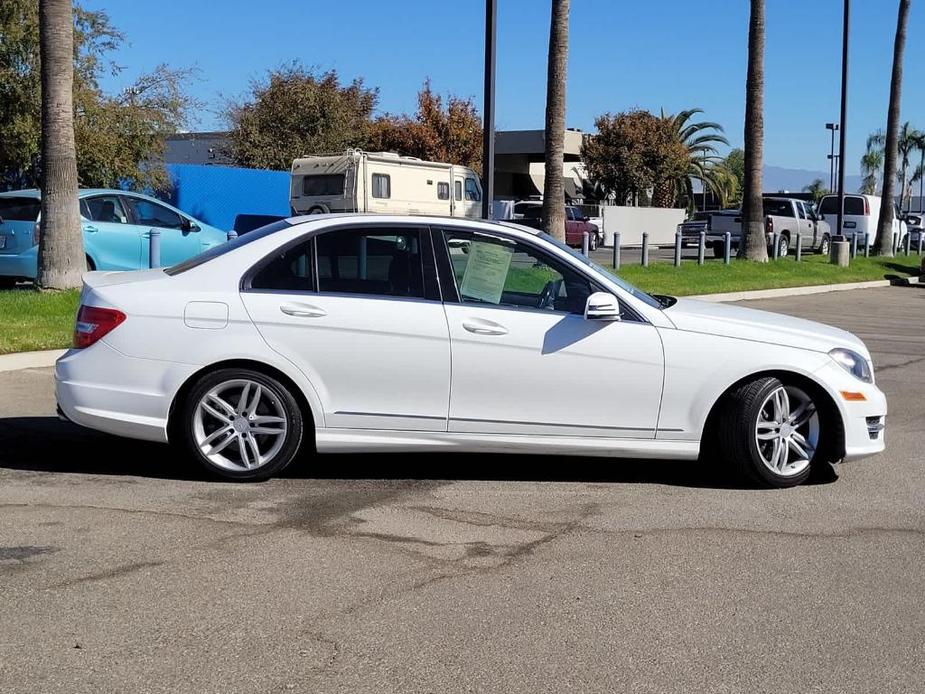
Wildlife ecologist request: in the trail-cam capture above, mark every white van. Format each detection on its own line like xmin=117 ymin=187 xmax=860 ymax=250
xmin=290 ymin=150 xmax=483 ymax=218
xmin=817 ymin=194 xmax=906 ymax=249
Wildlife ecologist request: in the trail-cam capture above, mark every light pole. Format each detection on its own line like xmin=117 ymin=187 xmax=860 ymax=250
xmin=481 ymin=0 xmax=497 ymax=220
xmin=826 ymin=122 xmax=839 ymax=191
xmin=835 ymin=0 xmax=850 ymax=242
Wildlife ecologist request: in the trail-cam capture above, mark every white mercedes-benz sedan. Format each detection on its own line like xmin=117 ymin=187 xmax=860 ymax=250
xmin=55 ymin=215 xmax=886 ymax=486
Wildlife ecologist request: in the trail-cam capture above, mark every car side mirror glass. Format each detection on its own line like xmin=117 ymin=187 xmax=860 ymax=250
xmin=584 ymin=292 xmax=621 ymax=321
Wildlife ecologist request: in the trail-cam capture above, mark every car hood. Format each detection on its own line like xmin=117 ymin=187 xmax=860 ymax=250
xmin=663 ymin=298 xmax=869 ymax=357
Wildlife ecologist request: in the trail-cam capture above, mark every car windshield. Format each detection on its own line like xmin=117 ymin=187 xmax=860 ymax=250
xmin=536 ymin=232 xmax=664 ymax=310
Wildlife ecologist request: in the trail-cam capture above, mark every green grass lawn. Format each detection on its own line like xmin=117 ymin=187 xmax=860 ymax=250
xmin=610 ymin=253 xmax=922 ymax=297
xmin=0 ymin=289 xmax=79 ymax=355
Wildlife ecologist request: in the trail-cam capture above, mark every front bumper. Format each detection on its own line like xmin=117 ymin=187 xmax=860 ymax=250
xmin=813 ymin=359 xmax=887 ymax=461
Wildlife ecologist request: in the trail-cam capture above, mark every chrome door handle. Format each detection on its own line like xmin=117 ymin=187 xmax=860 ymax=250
xmin=84 ymin=225 xmax=99 ymax=233
xmin=280 ymin=302 xmax=327 ymax=318
xmin=462 ymin=318 xmax=508 ymax=335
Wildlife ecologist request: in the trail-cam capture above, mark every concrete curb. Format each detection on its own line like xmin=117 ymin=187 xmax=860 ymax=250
xmin=0 ymin=349 xmax=66 ymax=373
xmin=687 ymin=279 xmax=898 ymax=303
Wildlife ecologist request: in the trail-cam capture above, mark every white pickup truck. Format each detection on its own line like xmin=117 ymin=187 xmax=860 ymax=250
xmin=706 ymin=197 xmax=832 ymax=258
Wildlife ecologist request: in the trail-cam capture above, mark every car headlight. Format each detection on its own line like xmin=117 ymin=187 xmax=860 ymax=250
xmin=829 ymin=348 xmax=873 ymax=383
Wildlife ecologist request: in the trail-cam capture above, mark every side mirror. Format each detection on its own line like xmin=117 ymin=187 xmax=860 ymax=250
xmin=584 ymin=292 xmax=621 ymax=321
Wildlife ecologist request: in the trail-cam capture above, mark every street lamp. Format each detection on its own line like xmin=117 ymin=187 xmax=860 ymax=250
xmin=825 ymin=122 xmax=839 ymax=191
xmin=835 ymin=0 xmax=850 ymax=243
xmin=481 ymin=0 xmax=497 ymax=220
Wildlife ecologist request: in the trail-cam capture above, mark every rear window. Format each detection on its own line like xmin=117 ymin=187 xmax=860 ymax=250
xmin=820 ymin=196 xmax=865 ymax=215
xmin=762 ymin=199 xmax=795 ymax=217
xmin=301 ymin=174 xmax=345 ymax=197
xmin=164 ymin=219 xmax=292 ymax=276
xmin=0 ymin=197 xmax=40 ymax=221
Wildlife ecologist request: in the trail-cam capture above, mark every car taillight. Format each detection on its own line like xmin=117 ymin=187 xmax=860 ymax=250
xmin=32 ymin=222 xmax=40 ymax=246
xmin=73 ymin=305 xmax=126 ymax=349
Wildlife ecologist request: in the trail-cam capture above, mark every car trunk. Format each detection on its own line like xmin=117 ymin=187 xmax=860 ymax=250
xmin=0 ymin=197 xmax=40 ymax=255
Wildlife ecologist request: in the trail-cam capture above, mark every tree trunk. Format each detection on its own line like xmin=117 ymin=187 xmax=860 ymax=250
xmin=650 ymin=179 xmax=676 ymax=208
xmin=875 ymin=0 xmax=910 ymax=257
xmin=740 ymin=0 xmax=768 ymax=262
xmin=37 ymin=0 xmax=84 ymax=290
xmin=541 ymin=0 xmax=569 ymax=242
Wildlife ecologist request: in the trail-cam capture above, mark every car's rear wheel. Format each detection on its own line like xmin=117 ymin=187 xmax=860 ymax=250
xmin=777 ymin=234 xmax=790 ymax=258
xmin=718 ymin=377 xmax=820 ymax=488
xmin=181 ymin=368 xmax=304 ymax=481
xmin=0 ymin=276 xmax=16 ymax=289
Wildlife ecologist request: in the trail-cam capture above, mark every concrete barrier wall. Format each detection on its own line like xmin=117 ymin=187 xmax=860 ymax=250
xmin=601 ymin=206 xmax=686 ymax=247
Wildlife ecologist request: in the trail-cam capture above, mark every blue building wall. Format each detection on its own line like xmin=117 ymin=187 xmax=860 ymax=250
xmin=163 ymin=164 xmax=290 ymax=231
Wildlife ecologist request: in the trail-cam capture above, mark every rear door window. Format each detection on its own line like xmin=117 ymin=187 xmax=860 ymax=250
xmin=316 ymin=227 xmax=424 ymax=298
xmin=85 ymin=195 xmax=130 ymax=224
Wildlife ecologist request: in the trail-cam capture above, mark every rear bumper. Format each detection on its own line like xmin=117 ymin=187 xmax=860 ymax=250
xmin=55 ymin=341 xmax=199 ymax=443
xmin=0 ymin=246 xmax=37 ymax=279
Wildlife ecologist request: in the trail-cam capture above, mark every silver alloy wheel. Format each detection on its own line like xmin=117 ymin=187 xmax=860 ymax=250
xmin=192 ymin=378 xmax=288 ymax=472
xmin=754 ymin=385 xmax=820 ymax=477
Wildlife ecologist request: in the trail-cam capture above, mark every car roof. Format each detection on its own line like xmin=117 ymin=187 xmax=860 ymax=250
xmin=286 ymin=212 xmax=543 ymax=235
xmin=0 ymin=188 xmax=165 ymax=200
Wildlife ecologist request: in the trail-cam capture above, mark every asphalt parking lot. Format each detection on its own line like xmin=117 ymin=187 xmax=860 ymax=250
xmin=1 ymin=286 xmax=923 ymax=693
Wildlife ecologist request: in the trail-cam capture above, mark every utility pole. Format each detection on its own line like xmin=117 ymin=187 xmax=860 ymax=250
xmin=481 ymin=0 xmax=497 ymax=220
xmin=836 ymin=0 xmax=850 ymax=241
xmin=826 ymin=122 xmax=839 ymax=191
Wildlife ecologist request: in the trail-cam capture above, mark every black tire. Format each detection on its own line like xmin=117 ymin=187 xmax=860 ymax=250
xmin=712 ymin=241 xmax=724 ymax=259
xmin=307 ymin=205 xmax=329 ymax=215
xmin=716 ymin=376 xmax=815 ymax=488
xmin=179 ymin=368 xmax=304 ymax=481
xmin=817 ymin=234 xmax=830 ymax=256
xmin=0 ymin=276 xmax=17 ymax=289
xmin=777 ymin=234 xmax=789 ymax=258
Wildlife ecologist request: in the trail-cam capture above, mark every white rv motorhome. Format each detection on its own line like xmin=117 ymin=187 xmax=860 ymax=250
xmin=290 ymin=150 xmax=483 ymax=218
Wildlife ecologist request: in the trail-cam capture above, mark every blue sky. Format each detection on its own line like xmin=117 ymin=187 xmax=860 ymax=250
xmin=83 ymin=0 xmax=923 ymax=175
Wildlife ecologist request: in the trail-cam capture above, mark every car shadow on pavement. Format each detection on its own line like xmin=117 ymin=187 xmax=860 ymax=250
xmin=0 ymin=416 xmax=838 ymax=489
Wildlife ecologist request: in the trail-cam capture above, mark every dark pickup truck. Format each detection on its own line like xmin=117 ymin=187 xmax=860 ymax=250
xmin=518 ymin=205 xmax=602 ymax=250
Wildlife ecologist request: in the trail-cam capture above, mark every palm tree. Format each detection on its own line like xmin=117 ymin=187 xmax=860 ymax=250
xmin=869 ymin=122 xmax=924 ymax=211
xmin=860 ymin=132 xmax=884 ymax=195
xmin=541 ymin=0 xmax=570 ymax=243
xmin=803 ymin=178 xmax=829 ymax=203
xmin=874 ymin=0 xmax=911 ymax=257
xmin=741 ymin=0 xmax=768 ymax=261
xmin=36 ymin=0 xmax=85 ymax=290
xmin=651 ymin=108 xmax=730 ymax=211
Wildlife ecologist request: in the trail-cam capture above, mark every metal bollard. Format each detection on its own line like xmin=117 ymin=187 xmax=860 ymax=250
xmin=918 ymin=233 xmax=923 ymax=255
xmin=674 ymin=232 xmax=682 ymax=267
xmin=795 ymin=234 xmax=802 ymax=262
xmin=698 ymin=231 xmax=705 ymax=265
xmin=864 ymin=232 xmax=870 ymax=257
xmin=148 ymin=229 xmax=161 ymax=268
xmin=904 ymin=232 xmax=911 ymax=255
xmin=851 ymin=233 xmax=858 ymax=258
xmin=612 ymin=232 xmax=621 ymax=270
xmin=724 ymin=232 xmax=732 ymax=265
xmin=226 ymin=230 xmax=238 ymax=241
xmin=581 ymin=231 xmax=589 ymax=257
xmin=641 ymin=232 xmax=649 ymax=267
xmin=771 ymin=232 xmax=779 ymax=260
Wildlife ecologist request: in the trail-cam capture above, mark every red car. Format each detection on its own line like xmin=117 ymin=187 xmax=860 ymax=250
xmin=518 ymin=205 xmax=601 ymax=250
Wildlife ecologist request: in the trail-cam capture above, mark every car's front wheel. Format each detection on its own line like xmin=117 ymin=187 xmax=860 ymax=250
xmin=180 ymin=368 xmax=304 ymax=481
xmin=717 ymin=377 xmax=820 ymax=487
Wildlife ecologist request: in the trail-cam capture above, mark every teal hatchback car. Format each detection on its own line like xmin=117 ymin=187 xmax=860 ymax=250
xmin=0 ymin=189 xmax=228 ymax=287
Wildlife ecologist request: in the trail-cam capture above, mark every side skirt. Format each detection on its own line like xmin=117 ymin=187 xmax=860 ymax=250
xmin=314 ymin=429 xmax=700 ymax=460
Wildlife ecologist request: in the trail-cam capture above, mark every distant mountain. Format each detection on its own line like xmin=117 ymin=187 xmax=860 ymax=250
xmin=763 ymin=165 xmax=861 ymax=195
